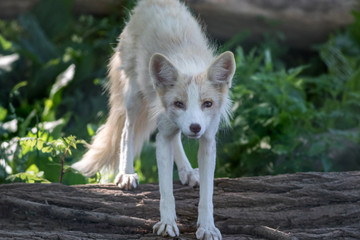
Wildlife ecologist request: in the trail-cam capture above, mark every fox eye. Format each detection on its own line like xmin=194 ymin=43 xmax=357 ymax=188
xmin=202 ymin=100 xmax=213 ymax=108
xmin=174 ymin=101 xmax=185 ymax=109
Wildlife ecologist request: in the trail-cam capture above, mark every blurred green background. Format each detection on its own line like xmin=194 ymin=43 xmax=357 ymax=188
xmin=0 ymin=0 xmax=359 ymax=185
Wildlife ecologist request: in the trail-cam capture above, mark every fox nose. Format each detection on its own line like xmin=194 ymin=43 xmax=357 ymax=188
xmin=190 ymin=123 xmax=201 ymax=134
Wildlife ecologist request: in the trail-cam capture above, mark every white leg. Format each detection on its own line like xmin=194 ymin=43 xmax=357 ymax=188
xmin=115 ymin=87 xmax=140 ymax=190
xmin=153 ymin=118 xmax=179 ymax=237
xmin=196 ymin=134 xmax=222 ymax=240
xmin=173 ymin=132 xmax=199 ymax=187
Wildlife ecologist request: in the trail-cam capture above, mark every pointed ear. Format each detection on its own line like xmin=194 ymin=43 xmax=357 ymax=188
xmin=207 ymin=51 xmax=236 ymax=87
xmin=149 ymin=53 xmax=178 ymax=89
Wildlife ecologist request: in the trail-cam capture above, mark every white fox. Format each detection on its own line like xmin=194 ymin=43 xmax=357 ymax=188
xmin=72 ymin=0 xmax=235 ymax=239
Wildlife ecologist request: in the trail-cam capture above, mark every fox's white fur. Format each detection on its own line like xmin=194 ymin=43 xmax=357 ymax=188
xmin=72 ymin=0 xmax=236 ymax=239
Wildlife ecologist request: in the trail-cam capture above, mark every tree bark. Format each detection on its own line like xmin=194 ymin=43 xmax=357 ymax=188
xmin=0 ymin=0 xmax=120 ymax=19
xmin=1 ymin=172 xmax=360 ymax=239
xmin=0 ymin=0 xmax=359 ymax=49
xmin=185 ymin=0 xmax=360 ymax=49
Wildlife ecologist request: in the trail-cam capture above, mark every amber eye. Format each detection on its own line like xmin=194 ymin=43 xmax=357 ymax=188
xmin=174 ymin=101 xmax=185 ymax=109
xmin=203 ymin=101 xmax=213 ymax=108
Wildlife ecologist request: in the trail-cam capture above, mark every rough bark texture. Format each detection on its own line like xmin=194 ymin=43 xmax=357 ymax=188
xmin=1 ymin=172 xmax=360 ymax=239
xmin=1 ymin=0 xmax=359 ymax=49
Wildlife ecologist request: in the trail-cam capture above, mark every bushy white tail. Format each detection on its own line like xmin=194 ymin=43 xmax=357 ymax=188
xmin=72 ymin=111 xmax=125 ymax=177
xmin=72 ymin=52 xmax=155 ymax=178
xmin=72 ymin=53 xmax=126 ymax=177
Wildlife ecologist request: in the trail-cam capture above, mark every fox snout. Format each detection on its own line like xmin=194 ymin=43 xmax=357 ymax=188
xmin=190 ymin=123 xmax=201 ymax=134
xmin=187 ymin=123 xmax=203 ymax=139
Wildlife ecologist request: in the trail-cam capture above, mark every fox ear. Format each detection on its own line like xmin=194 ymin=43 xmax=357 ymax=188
xmin=149 ymin=53 xmax=178 ymax=89
xmin=207 ymin=51 xmax=236 ymax=87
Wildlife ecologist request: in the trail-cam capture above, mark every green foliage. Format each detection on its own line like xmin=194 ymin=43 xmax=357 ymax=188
xmin=0 ymin=0 xmax=133 ymax=184
xmin=217 ymin=11 xmax=360 ymax=177
xmin=0 ymin=0 xmax=359 ymax=185
xmin=6 ymin=164 xmax=51 ymax=183
xmin=2 ymin=124 xmax=84 ymax=184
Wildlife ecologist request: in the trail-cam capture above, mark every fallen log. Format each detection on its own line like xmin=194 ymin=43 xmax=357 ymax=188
xmin=1 ymin=172 xmax=360 ymax=239
xmin=185 ymin=0 xmax=359 ymax=49
xmin=0 ymin=0 xmax=358 ymax=49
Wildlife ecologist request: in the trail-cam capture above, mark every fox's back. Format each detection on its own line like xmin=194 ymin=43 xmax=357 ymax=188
xmin=122 ymin=0 xmax=214 ymax=76
xmin=131 ymin=0 xmax=204 ymax=45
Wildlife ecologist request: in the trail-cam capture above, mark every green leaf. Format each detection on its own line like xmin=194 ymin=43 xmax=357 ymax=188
xmin=287 ymin=65 xmax=307 ymax=80
xmin=0 ymin=106 xmax=7 ymax=121
xmin=320 ymin=43 xmax=352 ymax=82
xmin=6 ymin=170 xmax=51 ymax=183
xmin=264 ymin=49 xmax=273 ymax=72
xmin=0 ymin=35 xmax=12 ymax=50
xmin=87 ymin=124 xmax=98 ymax=137
xmin=11 ymin=81 xmax=27 ymax=93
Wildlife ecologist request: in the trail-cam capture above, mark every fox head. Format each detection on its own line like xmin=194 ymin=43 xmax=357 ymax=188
xmin=149 ymin=51 xmax=236 ymax=138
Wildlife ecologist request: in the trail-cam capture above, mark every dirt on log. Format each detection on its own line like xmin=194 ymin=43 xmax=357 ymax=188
xmin=1 ymin=172 xmax=360 ymax=239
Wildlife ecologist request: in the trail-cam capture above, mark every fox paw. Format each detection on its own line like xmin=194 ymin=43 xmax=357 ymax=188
xmin=153 ymin=220 xmax=179 ymax=237
xmin=196 ymin=226 xmax=222 ymax=240
xmin=115 ymin=173 xmax=139 ymax=190
xmin=178 ymin=168 xmax=199 ymax=187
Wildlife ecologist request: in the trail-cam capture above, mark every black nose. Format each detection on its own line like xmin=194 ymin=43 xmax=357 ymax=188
xmin=190 ymin=123 xmax=201 ymax=134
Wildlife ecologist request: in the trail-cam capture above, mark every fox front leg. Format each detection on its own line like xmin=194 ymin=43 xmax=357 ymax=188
xmin=196 ymin=132 xmax=222 ymax=240
xmin=153 ymin=117 xmax=179 ymax=237
xmin=174 ymin=132 xmax=200 ymax=187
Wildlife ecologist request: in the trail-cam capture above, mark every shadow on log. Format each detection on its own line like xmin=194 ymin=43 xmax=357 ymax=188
xmin=1 ymin=172 xmax=360 ymax=239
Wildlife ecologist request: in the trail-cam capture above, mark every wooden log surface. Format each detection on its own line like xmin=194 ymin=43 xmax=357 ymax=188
xmin=0 ymin=0 xmax=359 ymax=49
xmin=1 ymin=171 xmax=360 ymax=239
